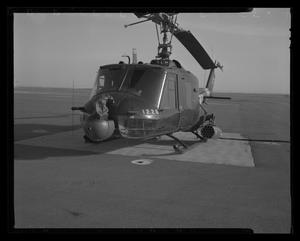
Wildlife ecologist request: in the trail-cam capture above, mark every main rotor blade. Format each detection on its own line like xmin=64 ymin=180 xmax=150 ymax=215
xmin=174 ymin=30 xmax=216 ymax=70
xmin=134 ymin=12 xmax=179 ymax=18
xmin=134 ymin=13 xmax=150 ymax=18
xmin=183 ymin=8 xmax=253 ymax=12
xmin=134 ymin=9 xmax=252 ymax=18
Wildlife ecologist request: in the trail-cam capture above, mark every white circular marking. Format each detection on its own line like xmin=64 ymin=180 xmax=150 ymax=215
xmin=131 ymin=159 xmax=153 ymax=165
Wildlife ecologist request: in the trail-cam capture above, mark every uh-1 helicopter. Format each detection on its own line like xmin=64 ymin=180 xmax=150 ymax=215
xmin=71 ymin=12 xmax=232 ymax=153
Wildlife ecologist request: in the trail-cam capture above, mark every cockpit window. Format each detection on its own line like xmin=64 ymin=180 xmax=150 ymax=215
xmin=89 ymin=67 xmax=126 ymax=99
xmin=90 ymin=66 xmax=165 ymax=106
xmin=120 ymin=68 xmax=165 ymax=106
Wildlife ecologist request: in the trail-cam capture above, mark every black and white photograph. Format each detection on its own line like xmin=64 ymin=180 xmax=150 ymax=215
xmin=13 ymin=9 xmax=291 ymax=233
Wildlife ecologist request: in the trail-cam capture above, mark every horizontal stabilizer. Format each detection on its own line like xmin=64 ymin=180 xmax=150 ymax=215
xmin=205 ymin=96 xmax=231 ymax=100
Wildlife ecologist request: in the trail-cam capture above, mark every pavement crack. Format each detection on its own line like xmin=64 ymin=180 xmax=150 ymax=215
xmin=64 ymin=209 xmax=84 ymax=217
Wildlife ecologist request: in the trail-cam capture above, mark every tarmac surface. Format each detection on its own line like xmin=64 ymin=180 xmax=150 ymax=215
xmin=14 ymin=87 xmax=290 ymax=232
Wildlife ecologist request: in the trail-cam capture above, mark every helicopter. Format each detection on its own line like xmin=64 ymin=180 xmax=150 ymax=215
xmin=71 ymin=12 xmax=234 ymax=153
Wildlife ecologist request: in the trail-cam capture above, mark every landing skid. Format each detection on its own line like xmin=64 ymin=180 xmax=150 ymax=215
xmin=166 ymin=134 xmax=188 ymax=154
xmin=191 ymin=130 xmax=207 ymax=142
xmin=166 ymin=131 xmax=206 ymax=154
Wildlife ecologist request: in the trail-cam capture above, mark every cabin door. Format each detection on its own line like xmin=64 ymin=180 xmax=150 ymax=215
xmin=177 ymin=74 xmax=195 ymax=130
xmin=158 ymin=72 xmax=180 ymax=132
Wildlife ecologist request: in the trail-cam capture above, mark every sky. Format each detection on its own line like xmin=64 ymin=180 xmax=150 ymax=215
xmin=14 ymin=9 xmax=291 ymax=94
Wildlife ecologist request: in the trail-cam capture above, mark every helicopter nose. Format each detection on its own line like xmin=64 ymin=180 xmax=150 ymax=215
xmin=83 ymin=118 xmax=115 ymax=142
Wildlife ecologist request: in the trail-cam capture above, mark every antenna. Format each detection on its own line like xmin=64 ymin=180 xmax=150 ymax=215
xmin=132 ymin=48 xmax=137 ymax=64
xmin=121 ymin=55 xmax=130 ymax=64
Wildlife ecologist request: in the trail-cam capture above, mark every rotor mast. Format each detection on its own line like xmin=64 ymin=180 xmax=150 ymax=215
xmin=124 ymin=13 xmax=179 ymax=65
xmin=155 ymin=15 xmax=174 ymax=64
xmin=124 ymin=13 xmax=223 ymax=70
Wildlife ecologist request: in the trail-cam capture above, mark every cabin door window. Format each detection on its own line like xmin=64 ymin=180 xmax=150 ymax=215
xmin=184 ymin=81 xmax=193 ymax=108
xmin=160 ymin=73 xmax=178 ymax=109
xmin=98 ymin=76 xmax=105 ymax=89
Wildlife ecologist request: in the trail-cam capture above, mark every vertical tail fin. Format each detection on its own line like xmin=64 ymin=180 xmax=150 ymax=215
xmin=205 ymin=68 xmax=215 ymax=94
xmin=199 ymin=62 xmax=229 ymax=101
xmin=204 ymin=61 xmax=223 ymax=96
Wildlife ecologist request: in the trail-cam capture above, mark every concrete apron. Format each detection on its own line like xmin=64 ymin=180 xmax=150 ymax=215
xmin=16 ymin=129 xmax=254 ymax=167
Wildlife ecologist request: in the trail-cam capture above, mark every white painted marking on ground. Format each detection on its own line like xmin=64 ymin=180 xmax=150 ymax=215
xmin=108 ymin=139 xmax=254 ymax=167
xmin=131 ymin=159 xmax=154 ymax=165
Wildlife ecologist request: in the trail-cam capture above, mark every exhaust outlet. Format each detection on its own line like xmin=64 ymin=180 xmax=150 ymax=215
xmin=200 ymin=125 xmax=222 ymax=139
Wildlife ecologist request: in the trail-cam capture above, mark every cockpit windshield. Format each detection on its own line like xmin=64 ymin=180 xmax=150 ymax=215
xmin=90 ymin=65 xmax=166 ymax=106
xmin=89 ymin=66 xmax=126 ymax=99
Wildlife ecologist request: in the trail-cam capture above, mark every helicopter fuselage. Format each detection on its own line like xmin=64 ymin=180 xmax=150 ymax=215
xmin=79 ymin=62 xmax=209 ymax=142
